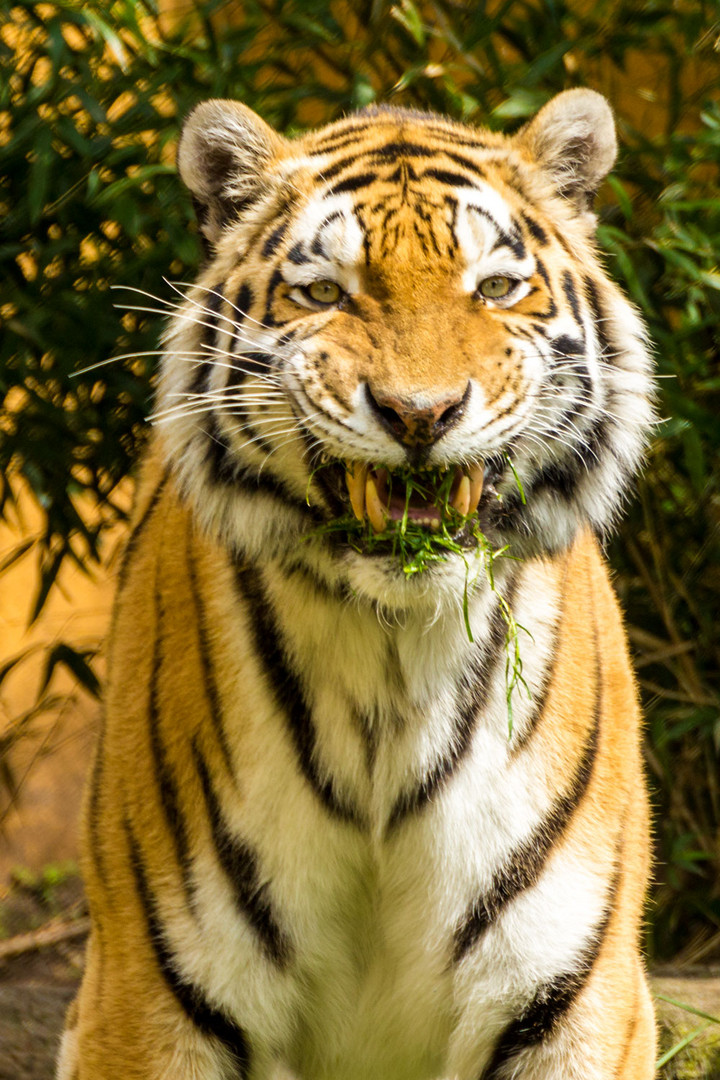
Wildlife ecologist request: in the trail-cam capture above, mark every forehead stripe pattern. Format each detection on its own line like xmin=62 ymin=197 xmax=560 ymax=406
xmin=520 ymin=210 xmax=548 ymax=246
xmin=327 ymin=172 xmax=379 ymax=196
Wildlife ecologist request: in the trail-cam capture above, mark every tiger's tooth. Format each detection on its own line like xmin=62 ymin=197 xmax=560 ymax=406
xmin=468 ymin=464 xmax=484 ymax=514
xmin=345 ymin=463 xmax=367 ymax=521
xmin=451 ymin=474 xmax=471 ymax=517
xmin=365 ymin=475 xmax=388 ymax=533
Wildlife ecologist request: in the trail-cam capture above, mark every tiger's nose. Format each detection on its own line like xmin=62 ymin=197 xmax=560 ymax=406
xmin=365 ymin=383 xmax=470 ymax=448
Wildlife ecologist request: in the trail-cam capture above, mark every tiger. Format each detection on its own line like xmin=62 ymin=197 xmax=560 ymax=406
xmin=58 ymin=88 xmax=657 ymax=1080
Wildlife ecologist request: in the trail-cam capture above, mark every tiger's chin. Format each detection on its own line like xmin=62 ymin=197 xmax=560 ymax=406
xmin=278 ymin=453 xmax=517 ymax=616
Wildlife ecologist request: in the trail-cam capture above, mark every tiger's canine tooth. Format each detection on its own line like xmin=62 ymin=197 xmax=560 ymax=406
xmin=468 ymin=464 xmax=484 ymax=514
xmin=345 ymin=463 xmax=367 ymax=521
xmin=451 ymin=474 xmax=471 ymax=517
xmin=365 ymin=474 xmax=388 ymax=533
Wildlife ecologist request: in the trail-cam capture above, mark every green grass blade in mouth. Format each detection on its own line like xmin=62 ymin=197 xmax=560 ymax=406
xmin=306 ymin=459 xmax=532 ymax=735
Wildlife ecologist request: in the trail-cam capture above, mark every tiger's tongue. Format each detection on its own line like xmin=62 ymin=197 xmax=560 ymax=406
xmin=345 ymin=463 xmax=484 ymax=534
xmin=384 ymin=473 xmax=442 ymax=525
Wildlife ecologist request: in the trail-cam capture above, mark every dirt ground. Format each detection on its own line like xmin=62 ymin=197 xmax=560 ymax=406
xmin=0 ymin=873 xmax=85 ymax=1080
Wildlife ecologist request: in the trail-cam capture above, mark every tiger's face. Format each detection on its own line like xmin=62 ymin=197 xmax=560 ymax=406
xmin=159 ymin=91 xmax=653 ymax=607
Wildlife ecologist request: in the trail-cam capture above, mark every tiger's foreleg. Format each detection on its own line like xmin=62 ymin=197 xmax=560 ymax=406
xmin=56 ymin=931 xmax=252 ymax=1080
xmin=447 ymin=959 xmax=655 ymax=1080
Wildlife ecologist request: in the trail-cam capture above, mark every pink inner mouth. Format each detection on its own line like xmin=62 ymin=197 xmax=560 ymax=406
xmin=374 ymin=467 xmax=457 ymax=525
xmin=345 ymin=462 xmax=484 ymax=533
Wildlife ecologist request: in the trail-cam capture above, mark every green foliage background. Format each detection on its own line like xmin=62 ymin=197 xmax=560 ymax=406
xmin=1 ymin=0 xmax=719 ymax=962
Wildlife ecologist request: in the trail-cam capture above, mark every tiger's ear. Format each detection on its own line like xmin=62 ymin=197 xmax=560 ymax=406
xmin=515 ymin=89 xmax=617 ymax=213
xmin=177 ymin=100 xmax=285 ymax=248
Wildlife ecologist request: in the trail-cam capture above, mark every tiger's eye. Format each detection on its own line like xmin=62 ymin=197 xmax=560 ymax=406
xmin=307 ymin=280 xmax=342 ymax=304
xmin=478 ymin=276 xmax=513 ymax=299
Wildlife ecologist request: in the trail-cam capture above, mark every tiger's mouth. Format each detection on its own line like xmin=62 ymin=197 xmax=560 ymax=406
xmin=310 ymin=457 xmax=503 ymax=553
xmin=344 ymin=462 xmax=485 ymax=533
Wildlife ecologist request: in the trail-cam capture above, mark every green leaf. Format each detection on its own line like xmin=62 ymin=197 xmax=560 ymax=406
xmin=390 ymin=0 xmax=426 ymax=47
xmin=40 ymin=643 xmax=101 ymax=699
xmin=681 ymin=425 xmax=706 ymax=493
xmin=493 ymin=88 xmax=548 ymax=120
xmin=27 ymin=126 xmax=53 ymax=225
xmin=605 ymin=174 xmax=634 ymax=221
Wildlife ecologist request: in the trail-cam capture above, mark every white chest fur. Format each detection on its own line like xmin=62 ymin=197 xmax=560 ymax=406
xmin=157 ymin=550 xmax=610 ymax=1080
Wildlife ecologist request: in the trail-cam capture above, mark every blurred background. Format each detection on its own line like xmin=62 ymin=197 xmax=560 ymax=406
xmin=1 ymin=0 xmax=719 ymax=983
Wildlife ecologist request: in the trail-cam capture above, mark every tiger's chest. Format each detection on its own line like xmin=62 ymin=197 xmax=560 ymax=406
xmin=175 ymin=552 xmax=597 ymax=1078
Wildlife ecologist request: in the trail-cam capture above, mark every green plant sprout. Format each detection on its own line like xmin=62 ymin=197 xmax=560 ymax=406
xmin=654 ymin=992 xmax=720 ymax=1070
xmin=307 ymin=459 xmax=532 ymax=735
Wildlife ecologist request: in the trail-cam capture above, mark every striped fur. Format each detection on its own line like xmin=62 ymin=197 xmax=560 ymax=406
xmin=59 ymin=91 xmax=656 ymax=1079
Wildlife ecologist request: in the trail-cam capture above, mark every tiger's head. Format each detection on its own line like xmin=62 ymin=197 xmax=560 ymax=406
xmin=157 ymin=90 xmax=653 ymax=608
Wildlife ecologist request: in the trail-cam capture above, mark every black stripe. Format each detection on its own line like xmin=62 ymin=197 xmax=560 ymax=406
xmin=387 ymin=580 xmax=516 ymax=833
xmin=454 ymin=632 xmax=601 ymax=964
xmin=205 ymin=429 xmax=324 ymax=526
xmin=491 ymin=226 xmax=525 ymax=260
xmin=303 ymin=456 xmax=349 ymax=521
xmin=203 ymin=417 xmax=324 ymax=524
xmin=116 ymin=472 xmax=169 ymax=593
xmin=281 ymin=556 xmax=346 ymax=602
xmin=192 ymin=283 xmax=225 ymax=394
xmin=550 ymin=334 xmax=585 ymax=360
xmin=231 ymin=351 xmax=276 ymax=382
xmin=467 ymin=205 xmax=525 ymax=259
xmin=287 ymin=241 xmax=311 ymax=264
xmin=123 ymin=817 xmax=251 ymax=1078
xmin=205 ymin=411 xmax=268 ymax=481
xmin=524 ymin=409 xmax=611 ymax=506
xmin=521 ymin=211 xmax=548 ymax=246
xmin=562 ymin=270 xmax=582 ymax=325
xmin=316 ymin=144 xmax=487 ymax=186
xmin=310 ymin=130 xmax=373 ymax=154
xmin=444 ymin=193 xmax=459 ymax=252
xmin=101 ymin=472 xmax=171 ymax=881
xmin=444 ymin=150 xmax=486 ymax=179
xmin=234 ymin=281 xmax=254 ymax=319
xmin=231 ymin=285 xmax=273 ymax=386
xmin=263 ymin=267 xmax=285 ymax=327
xmin=312 ymin=209 xmax=343 ymax=258
xmin=550 ymin=226 xmax=574 ymax=256
xmin=185 ymin=534 xmax=234 ymax=774
xmin=373 ymin=140 xmax=437 ymax=159
xmin=421 ymin=167 xmax=479 ymax=189
xmin=310 ymin=120 xmax=488 ymax=156
xmin=317 ymin=154 xmax=369 ymax=183
xmin=205 ymin=414 xmax=238 ymax=484
xmin=310 ymin=233 xmax=327 ymax=258
xmin=531 ymin=258 xmax=557 ymax=319
xmin=261 ymin=221 xmax=288 ymax=257
xmin=480 ymin=876 xmax=618 ymax=1080
xmin=235 ymin=565 xmax=363 ymax=826
xmin=230 ymin=282 xmax=253 ymax=379
xmin=528 ymin=458 xmax=579 ymax=501
xmin=583 ymin=275 xmax=614 ymax=361
xmin=327 ymin=171 xmax=378 ymax=195
xmin=149 ymin=582 xmax=195 ymax=905
xmin=191 ymin=738 xmax=290 ymax=966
